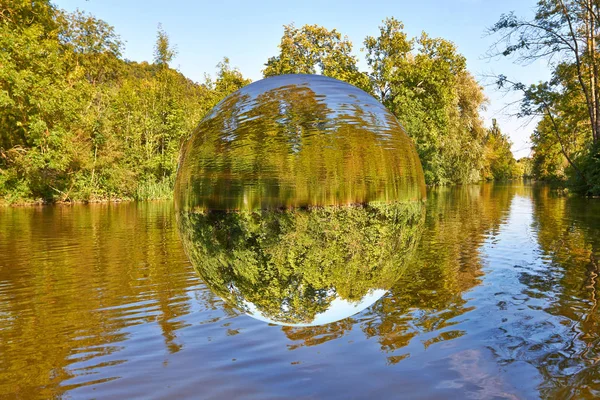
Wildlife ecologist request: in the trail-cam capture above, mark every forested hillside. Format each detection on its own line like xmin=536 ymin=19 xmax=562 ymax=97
xmin=0 ymin=1 xmax=518 ymax=204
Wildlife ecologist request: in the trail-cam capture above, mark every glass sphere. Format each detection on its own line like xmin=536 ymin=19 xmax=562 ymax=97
xmin=177 ymin=203 xmax=425 ymax=326
xmin=175 ymin=74 xmax=426 ymax=326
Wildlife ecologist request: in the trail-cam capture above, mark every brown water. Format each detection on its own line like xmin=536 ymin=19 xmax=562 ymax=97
xmin=1 ymin=183 xmax=600 ymax=399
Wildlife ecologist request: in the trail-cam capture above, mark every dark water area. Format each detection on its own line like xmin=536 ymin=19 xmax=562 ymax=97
xmin=1 ymin=183 xmax=600 ymax=399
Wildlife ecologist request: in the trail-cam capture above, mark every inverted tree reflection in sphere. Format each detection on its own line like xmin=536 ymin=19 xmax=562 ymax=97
xmin=175 ymin=74 xmax=426 ymax=326
xmin=177 ymin=202 xmax=425 ymax=326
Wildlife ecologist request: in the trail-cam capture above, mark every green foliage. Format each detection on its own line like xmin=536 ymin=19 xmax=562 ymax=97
xmin=569 ymin=144 xmax=600 ymax=196
xmin=134 ymin=176 xmax=174 ymax=201
xmin=177 ymin=201 xmax=425 ymax=325
xmin=363 ymin=19 xmax=506 ymax=184
xmin=481 ymin=119 xmax=520 ymax=180
xmin=0 ymin=2 xmax=250 ymax=204
xmin=490 ymin=1 xmax=600 ymax=195
xmin=531 ymin=117 xmax=570 ymax=182
xmin=266 ymin=19 xmax=517 ymax=186
xmin=154 ymin=23 xmax=176 ymax=66
xmin=514 ymin=76 xmax=589 ymax=184
xmin=206 ymin=57 xmax=252 ymax=104
xmin=516 ymin=157 xmax=533 ymax=178
xmin=0 ymin=5 xmax=519 ymax=203
xmin=263 ymin=24 xmax=371 ymax=92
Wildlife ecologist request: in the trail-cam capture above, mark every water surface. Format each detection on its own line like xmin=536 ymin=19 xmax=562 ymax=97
xmin=1 ymin=183 xmax=600 ymax=398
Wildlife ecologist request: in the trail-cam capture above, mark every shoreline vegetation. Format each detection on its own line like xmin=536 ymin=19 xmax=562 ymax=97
xmin=7 ymin=178 xmax=591 ymax=207
xmin=2 ymin=2 xmax=598 ymax=206
xmin=1 ymin=181 xmax=536 ymax=207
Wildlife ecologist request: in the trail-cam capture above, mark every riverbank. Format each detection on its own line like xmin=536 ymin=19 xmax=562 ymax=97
xmin=0 ymin=179 xmax=528 ymax=207
xmin=0 ymin=179 xmax=571 ymax=208
xmin=0 ymin=196 xmax=172 ymax=207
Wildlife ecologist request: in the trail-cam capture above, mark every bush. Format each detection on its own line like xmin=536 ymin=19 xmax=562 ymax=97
xmin=568 ymin=144 xmax=600 ymax=196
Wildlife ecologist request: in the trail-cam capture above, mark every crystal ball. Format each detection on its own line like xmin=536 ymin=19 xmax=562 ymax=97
xmin=175 ymin=74 xmax=426 ymax=326
xmin=177 ymin=202 xmax=425 ymax=326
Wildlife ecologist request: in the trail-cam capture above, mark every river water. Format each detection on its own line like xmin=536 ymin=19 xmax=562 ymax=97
xmin=1 ymin=183 xmax=599 ymax=399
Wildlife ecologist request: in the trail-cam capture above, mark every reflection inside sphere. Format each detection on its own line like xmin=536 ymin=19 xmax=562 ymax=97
xmin=175 ymin=74 xmax=427 ymax=326
xmin=175 ymin=74 xmax=426 ymax=211
xmin=177 ymin=202 xmax=425 ymax=326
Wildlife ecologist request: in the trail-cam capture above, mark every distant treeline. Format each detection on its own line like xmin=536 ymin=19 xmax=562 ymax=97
xmin=0 ymin=1 xmax=521 ymax=204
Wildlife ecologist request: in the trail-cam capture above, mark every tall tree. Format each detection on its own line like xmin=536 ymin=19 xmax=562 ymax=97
xmin=154 ymin=23 xmax=176 ymax=67
xmin=365 ymin=19 xmax=490 ymax=184
xmin=490 ymin=1 xmax=600 ymax=145
xmin=489 ymin=0 xmax=600 ymax=193
xmin=363 ymin=18 xmax=413 ymax=112
xmin=263 ymin=24 xmax=370 ymax=91
xmin=209 ymin=57 xmax=252 ymax=102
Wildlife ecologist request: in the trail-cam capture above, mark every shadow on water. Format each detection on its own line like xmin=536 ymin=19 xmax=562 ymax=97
xmin=1 ymin=183 xmax=600 ymax=398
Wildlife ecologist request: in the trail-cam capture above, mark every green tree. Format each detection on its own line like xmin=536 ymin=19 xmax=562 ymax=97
xmin=205 ymin=57 xmax=252 ymax=107
xmin=365 ymin=19 xmax=488 ymax=184
xmin=0 ymin=1 xmax=88 ymax=201
xmin=264 ymin=24 xmax=371 ymax=91
xmin=482 ymin=119 xmax=520 ymax=180
xmin=0 ymin=4 xmax=250 ymax=204
xmin=154 ymin=23 xmax=176 ymax=66
xmin=489 ymin=0 xmax=600 ymax=194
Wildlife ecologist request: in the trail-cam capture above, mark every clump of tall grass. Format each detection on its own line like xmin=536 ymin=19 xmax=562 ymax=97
xmin=134 ymin=177 xmax=174 ymax=201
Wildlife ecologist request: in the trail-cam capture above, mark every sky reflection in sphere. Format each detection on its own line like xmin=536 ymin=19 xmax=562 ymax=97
xmin=175 ymin=74 xmax=426 ymax=326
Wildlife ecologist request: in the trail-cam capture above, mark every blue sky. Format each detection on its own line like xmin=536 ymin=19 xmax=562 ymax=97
xmin=54 ymin=0 xmax=549 ymax=158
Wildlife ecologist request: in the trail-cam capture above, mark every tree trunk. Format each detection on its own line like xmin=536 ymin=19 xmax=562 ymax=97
xmin=589 ymin=0 xmax=600 ymax=144
xmin=559 ymin=0 xmax=596 ymax=143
